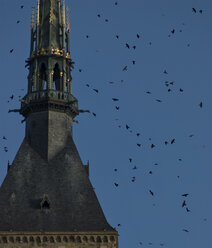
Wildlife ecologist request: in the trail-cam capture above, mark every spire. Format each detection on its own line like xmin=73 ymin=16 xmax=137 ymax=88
xmin=66 ymin=6 xmax=70 ymax=32
xmin=36 ymin=0 xmax=40 ymax=26
xmin=31 ymin=6 xmax=35 ymax=30
xmin=62 ymin=0 xmax=66 ymax=27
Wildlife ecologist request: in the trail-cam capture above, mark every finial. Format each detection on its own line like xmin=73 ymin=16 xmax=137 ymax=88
xmin=62 ymin=0 xmax=66 ymax=27
xmin=36 ymin=0 xmax=40 ymax=26
xmin=66 ymin=7 xmax=70 ymax=32
xmin=49 ymin=0 xmax=53 ymax=24
xmin=31 ymin=6 xmax=35 ymax=30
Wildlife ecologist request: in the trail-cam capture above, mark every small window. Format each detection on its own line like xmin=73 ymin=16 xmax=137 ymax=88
xmin=40 ymin=194 xmax=50 ymax=210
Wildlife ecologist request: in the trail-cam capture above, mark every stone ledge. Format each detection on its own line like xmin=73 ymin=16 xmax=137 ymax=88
xmin=0 ymin=232 xmax=118 ymax=247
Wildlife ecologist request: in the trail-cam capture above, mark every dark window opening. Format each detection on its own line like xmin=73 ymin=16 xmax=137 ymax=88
xmin=39 ymin=63 xmax=47 ymax=91
xmin=53 ymin=63 xmax=61 ymax=91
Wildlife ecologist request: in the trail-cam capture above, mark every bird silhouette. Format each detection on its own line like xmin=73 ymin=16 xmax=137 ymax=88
xmin=93 ymin=89 xmax=99 ymax=93
xmin=114 ymin=183 xmax=119 ymax=187
xmin=125 ymin=43 xmax=130 ymax=49
xmin=199 ymin=102 xmax=203 ymax=108
xmin=182 ymin=193 xmax=189 ymax=197
xmin=182 ymin=200 xmax=186 ymax=208
xmin=10 ymin=49 xmax=14 ymax=53
xmin=149 ymin=190 xmax=154 ymax=196
xmin=192 ymin=7 xmax=197 ymax=13
xmin=112 ymin=98 xmax=119 ymax=101
xmin=122 ymin=66 xmax=127 ymax=71
xmin=171 ymin=139 xmax=175 ymax=144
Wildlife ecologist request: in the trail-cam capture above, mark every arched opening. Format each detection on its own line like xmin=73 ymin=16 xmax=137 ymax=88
xmin=53 ymin=63 xmax=61 ymax=91
xmin=39 ymin=63 xmax=47 ymax=90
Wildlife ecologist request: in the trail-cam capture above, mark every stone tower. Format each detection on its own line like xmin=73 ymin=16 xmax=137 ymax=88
xmin=0 ymin=0 xmax=118 ymax=247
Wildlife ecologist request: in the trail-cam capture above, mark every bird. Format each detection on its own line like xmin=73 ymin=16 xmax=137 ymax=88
xmin=186 ymin=207 xmax=191 ymax=212
xmin=97 ymin=14 xmax=101 ymax=18
xmin=17 ymin=20 xmax=20 ymax=24
xmin=137 ymin=34 xmax=140 ymax=39
xmin=126 ymin=124 xmax=129 ymax=129
xmin=178 ymin=158 xmax=182 ymax=161
xmin=164 ymin=141 xmax=168 ymax=145
xmin=151 ymin=144 xmax=155 ymax=148
xmin=136 ymin=133 xmax=140 ymax=136
xmin=131 ymin=177 xmax=136 ymax=182
xmin=10 ymin=95 xmax=14 ymax=100
xmin=149 ymin=171 xmax=153 ymax=174
xmin=129 ymin=158 xmax=132 ymax=163
xmin=189 ymin=134 xmax=194 ymax=138
xmin=115 ymin=2 xmax=118 ymax=5
xmin=132 ymin=166 xmax=137 ymax=170
xmin=171 ymin=29 xmax=175 ymax=34
xmin=105 ymin=19 xmax=109 ymax=22
xmin=199 ymin=102 xmax=203 ymax=108
xmin=117 ymin=224 xmax=121 ymax=226
xmin=10 ymin=49 xmax=14 ymax=53
xmin=115 ymin=106 xmax=120 ymax=110
xmin=163 ymin=70 xmax=168 ymax=74
xmin=116 ymin=35 xmax=119 ymax=39
xmin=79 ymin=69 xmax=82 ymax=72
xmin=93 ymin=89 xmax=99 ymax=93
xmin=149 ymin=190 xmax=154 ymax=196
xmin=125 ymin=43 xmax=130 ymax=49
xmin=199 ymin=9 xmax=203 ymax=14
xmin=3 ymin=136 xmax=7 ymax=140
xmin=156 ymin=99 xmax=162 ymax=103
xmin=86 ymin=84 xmax=89 ymax=87
xmin=20 ymin=5 xmax=24 ymax=8
xmin=146 ymin=91 xmax=151 ymax=94
xmin=182 ymin=200 xmax=186 ymax=208
xmin=4 ymin=147 xmax=8 ymax=152
xmin=114 ymin=168 xmax=117 ymax=172
xmin=182 ymin=193 xmax=189 ymax=197
xmin=179 ymin=88 xmax=184 ymax=92
xmin=92 ymin=112 xmax=96 ymax=117
xmin=86 ymin=35 xmax=89 ymax=38
xmin=122 ymin=66 xmax=127 ymax=71
xmin=137 ymin=143 xmax=141 ymax=147
xmin=192 ymin=8 xmax=197 ymax=13
xmin=169 ymin=81 xmax=174 ymax=85
xmin=132 ymin=60 xmax=136 ymax=65
xmin=183 ymin=229 xmax=189 ymax=232
xmin=168 ymin=89 xmax=171 ymax=92
xmin=132 ymin=45 xmax=136 ymax=49
xmin=171 ymin=138 xmax=175 ymax=144
xmin=112 ymin=98 xmax=119 ymax=101
xmin=114 ymin=183 xmax=119 ymax=187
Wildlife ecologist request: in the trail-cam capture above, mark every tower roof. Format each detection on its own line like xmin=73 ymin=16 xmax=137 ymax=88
xmin=0 ymin=135 xmax=114 ymax=232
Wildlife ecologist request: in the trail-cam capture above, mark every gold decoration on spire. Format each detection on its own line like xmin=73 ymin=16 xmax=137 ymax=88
xmin=66 ymin=7 xmax=70 ymax=32
xmin=49 ymin=0 xmax=53 ymax=24
xmin=36 ymin=0 xmax=40 ymax=26
xmin=31 ymin=6 xmax=35 ymax=30
xmin=62 ymin=0 xmax=66 ymax=27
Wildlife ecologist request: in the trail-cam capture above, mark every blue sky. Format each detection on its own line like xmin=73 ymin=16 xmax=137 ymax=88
xmin=0 ymin=0 xmax=212 ymax=247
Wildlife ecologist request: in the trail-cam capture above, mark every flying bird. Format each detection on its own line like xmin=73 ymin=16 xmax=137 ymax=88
xmin=182 ymin=193 xmax=189 ymax=197
xmin=93 ymin=89 xmax=99 ymax=93
xmin=125 ymin=43 xmax=130 ymax=49
xmin=163 ymin=70 xmax=168 ymax=74
xmin=192 ymin=8 xmax=197 ymax=13
xmin=199 ymin=102 xmax=203 ymax=108
xmin=182 ymin=200 xmax=186 ymax=208
xmin=112 ymin=98 xmax=119 ymax=101
xmin=149 ymin=190 xmax=154 ymax=196
xmin=10 ymin=49 xmax=14 ymax=53
xmin=114 ymin=183 xmax=119 ymax=187
xmin=122 ymin=66 xmax=127 ymax=71
xmin=171 ymin=139 xmax=175 ymax=144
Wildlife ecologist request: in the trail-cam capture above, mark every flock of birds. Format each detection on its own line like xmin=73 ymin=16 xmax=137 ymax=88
xmin=2 ymin=2 xmax=207 ymax=248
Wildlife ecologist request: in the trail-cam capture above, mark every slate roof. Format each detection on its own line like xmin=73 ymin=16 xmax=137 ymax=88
xmin=0 ymin=136 xmax=115 ymax=232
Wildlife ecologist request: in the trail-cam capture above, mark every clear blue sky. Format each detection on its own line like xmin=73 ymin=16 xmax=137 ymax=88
xmin=0 ymin=0 xmax=212 ymax=247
